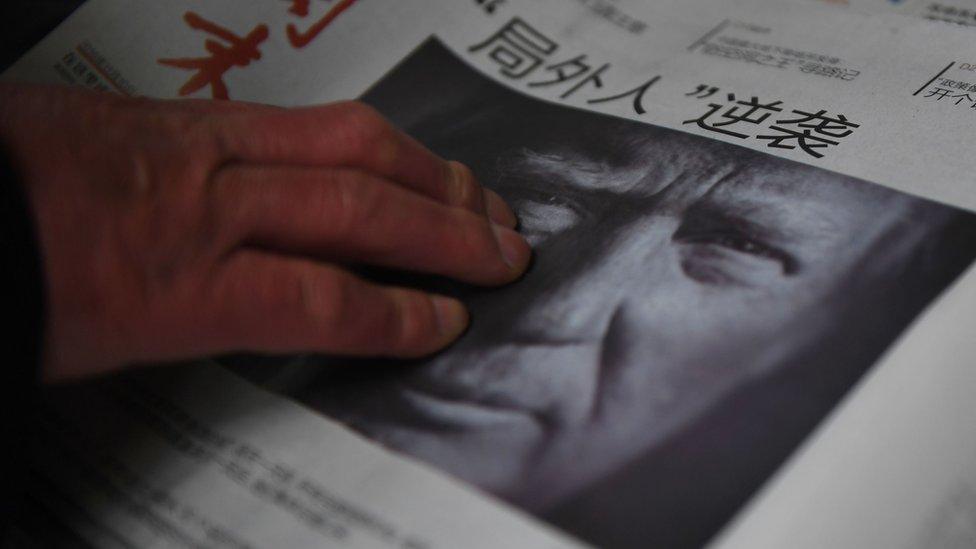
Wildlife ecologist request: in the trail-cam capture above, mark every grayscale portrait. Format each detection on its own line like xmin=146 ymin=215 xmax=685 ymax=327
xmin=226 ymin=39 xmax=976 ymax=548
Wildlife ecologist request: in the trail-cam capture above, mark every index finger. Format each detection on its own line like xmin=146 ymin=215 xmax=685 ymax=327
xmin=216 ymin=101 xmax=517 ymax=228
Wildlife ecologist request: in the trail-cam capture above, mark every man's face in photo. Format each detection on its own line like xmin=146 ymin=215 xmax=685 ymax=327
xmin=298 ymin=104 xmax=923 ymax=509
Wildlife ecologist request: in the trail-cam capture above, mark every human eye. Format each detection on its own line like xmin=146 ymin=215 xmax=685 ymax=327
xmin=672 ymin=206 xmax=798 ymax=287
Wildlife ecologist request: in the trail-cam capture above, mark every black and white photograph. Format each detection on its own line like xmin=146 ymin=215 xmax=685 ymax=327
xmin=228 ymin=39 xmax=976 ymax=548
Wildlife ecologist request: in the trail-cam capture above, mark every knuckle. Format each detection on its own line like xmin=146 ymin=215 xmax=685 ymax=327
xmin=185 ymin=116 xmax=228 ymax=159
xmin=133 ymin=186 xmax=214 ymax=282
xmin=334 ymin=101 xmax=398 ymax=166
xmin=386 ymin=292 xmax=436 ymax=354
xmin=446 ymin=161 xmax=484 ymax=211
xmin=327 ymin=172 xmax=381 ymax=242
xmin=207 ymin=170 xmax=246 ymax=248
xmin=451 ymin=214 xmax=510 ymax=279
xmin=161 ymin=110 xmax=207 ymax=141
xmin=456 ymin=212 xmax=499 ymax=257
xmin=289 ymin=268 xmax=349 ymax=333
xmin=335 ymin=100 xmax=383 ymax=124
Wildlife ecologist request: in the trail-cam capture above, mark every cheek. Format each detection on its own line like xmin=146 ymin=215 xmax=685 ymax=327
xmin=626 ymin=282 xmax=807 ymax=373
xmin=577 ymin=280 xmax=812 ymax=446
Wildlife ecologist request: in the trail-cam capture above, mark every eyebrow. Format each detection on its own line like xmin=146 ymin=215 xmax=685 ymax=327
xmin=710 ymin=166 xmax=855 ymax=234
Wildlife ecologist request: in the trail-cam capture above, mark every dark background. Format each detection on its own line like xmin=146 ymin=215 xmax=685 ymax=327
xmin=0 ymin=1 xmax=83 ymax=73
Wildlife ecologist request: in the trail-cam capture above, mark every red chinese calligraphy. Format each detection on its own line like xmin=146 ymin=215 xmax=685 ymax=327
xmin=289 ymin=0 xmax=311 ymax=17
xmin=158 ymin=12 xmax=269 ymax=100
xmin=287 ymin=0 xmax=360 ymax=49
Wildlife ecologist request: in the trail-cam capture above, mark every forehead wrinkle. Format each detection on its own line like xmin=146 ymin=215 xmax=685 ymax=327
xmin=706 ymin=189 xmax=844 ymax=245
xmin=652 ymin=161 xmax=745 ymax=217
xmin=700 ymin=162 xmax=904 ymax=246
xmin=498 ymin=147 xmax=653 ymax=194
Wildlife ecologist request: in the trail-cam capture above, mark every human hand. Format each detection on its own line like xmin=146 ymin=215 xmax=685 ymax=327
xmin=0 ymin=84 xmax=530 ymax=381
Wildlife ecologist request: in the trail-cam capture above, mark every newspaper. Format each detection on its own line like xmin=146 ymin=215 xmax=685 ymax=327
xmin=6 ymin=1 xmax=976 ymax=547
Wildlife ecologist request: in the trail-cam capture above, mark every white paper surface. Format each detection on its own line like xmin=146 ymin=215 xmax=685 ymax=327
xmin=31 ymin=362 xmax=584 ymax=548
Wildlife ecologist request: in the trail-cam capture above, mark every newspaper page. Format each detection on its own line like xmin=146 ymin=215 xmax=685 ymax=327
xmin=5 ymin=0 xmax=976 ymax=547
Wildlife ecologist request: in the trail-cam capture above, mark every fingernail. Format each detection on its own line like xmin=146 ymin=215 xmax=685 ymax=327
xmin=484 ymin=188 xmax=518 ymax=229
xmin=492 ymin=224 xmax=532 ymax=273
xmin=432 ymin=295 xmax=469 ymax=338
